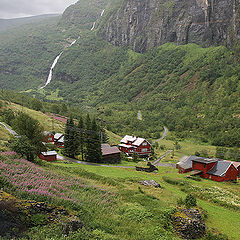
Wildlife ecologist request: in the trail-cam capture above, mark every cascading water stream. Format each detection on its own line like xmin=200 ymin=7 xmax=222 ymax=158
xmin=40 ymin=10 xmax=105 ymax=89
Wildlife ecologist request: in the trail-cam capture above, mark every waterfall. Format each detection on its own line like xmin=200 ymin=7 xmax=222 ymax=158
xmin=40 ymin=38 xmax=79 ymax=89
xmin=101 ymin=9 xmax=105 ymax=16
xmin=91 ymin=22 xmax=96 ymax=31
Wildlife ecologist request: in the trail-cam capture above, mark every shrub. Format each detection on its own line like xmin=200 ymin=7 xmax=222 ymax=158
xmin=185 ymin=194 xmax=197 ymax=208
xmin=30 ymin=214 xmax=48 ymax=226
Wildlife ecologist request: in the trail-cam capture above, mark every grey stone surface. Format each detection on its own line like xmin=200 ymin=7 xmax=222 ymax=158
xmin=98 ymin=0 xmax=240 ymax=53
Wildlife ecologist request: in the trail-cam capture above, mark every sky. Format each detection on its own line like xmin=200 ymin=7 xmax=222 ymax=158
xmin=0 ymin=0 xmax=79 ymax=19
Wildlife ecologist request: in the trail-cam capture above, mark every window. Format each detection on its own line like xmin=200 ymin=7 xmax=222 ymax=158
xmin=142 ymin=148 xmax=148 ymax=152
xmin=204 ymin=164 xmax=206 ymax=168
xmin=142 ymin=142 xmax=147 ymax=146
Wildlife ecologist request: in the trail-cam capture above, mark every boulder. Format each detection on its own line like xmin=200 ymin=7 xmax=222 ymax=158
xmin=139 ymin=180 xmax=161 ymax=188
xmin=172 ymin=207 xmax=206 ymax=239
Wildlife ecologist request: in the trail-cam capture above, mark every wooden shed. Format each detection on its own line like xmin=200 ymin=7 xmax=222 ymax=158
xmin=39 ymin=151 xmax=57 ymax=162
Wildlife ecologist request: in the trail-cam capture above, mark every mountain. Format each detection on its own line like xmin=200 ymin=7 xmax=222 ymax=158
xmin=98 ymin=0 xmax=240 ymax=53
xmin=0 ymin=0 xmax=239 ymax=147
xmin=0 ymin=14 xmax=60 ymax=32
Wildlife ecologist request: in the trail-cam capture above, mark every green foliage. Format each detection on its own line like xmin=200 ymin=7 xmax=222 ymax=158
xmin=185 ymin=194 xmax=197 ymax=208
xmin=11 ymin=136 xmax=35 ymax=161
xmin=30 ymin=214 xmax=48 ymax=226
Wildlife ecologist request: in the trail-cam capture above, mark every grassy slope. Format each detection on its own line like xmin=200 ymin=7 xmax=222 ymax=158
xmin=51 ymin=161 xmax=240 ymax=240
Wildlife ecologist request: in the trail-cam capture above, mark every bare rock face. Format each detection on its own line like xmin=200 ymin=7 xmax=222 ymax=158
xmin=98 ymin=0 xmax=240 ymax=52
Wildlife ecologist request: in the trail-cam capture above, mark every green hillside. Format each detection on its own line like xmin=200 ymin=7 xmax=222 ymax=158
xmin=0 ymin=0 xmax=239 ymax=148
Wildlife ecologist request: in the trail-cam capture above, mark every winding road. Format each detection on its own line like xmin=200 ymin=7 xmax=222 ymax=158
xmin=153 ymin=126 xmax=169 ymax=143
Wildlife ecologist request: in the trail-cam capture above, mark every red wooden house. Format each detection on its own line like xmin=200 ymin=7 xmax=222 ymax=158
xmin=118 ymin=135 xmax=151 ymax=156
xmin=192 ymin=158 xmax=238 ymax=182
xmin=54 ymin=133 xmax=64 ymax=148
xmin=177 ymin=156 xmax=201 ymax=174
xmin=224 ymin=160 xmax=240 ymax=176
xmin=39 ymin=151 xmax=57 ymax=162
xmin=43 ymin=131 xmax=54 ymax=143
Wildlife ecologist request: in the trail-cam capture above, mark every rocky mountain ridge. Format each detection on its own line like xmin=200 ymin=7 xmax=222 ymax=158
xmin=98 ymin=0 xmax=240 ymax=52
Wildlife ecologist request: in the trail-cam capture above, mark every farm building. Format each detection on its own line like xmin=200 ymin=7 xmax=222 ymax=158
xmin=101 ymin=144 xmax=121 ymax=163
xmin=224 ymin=160 xmax=240 ymax=176
xmin=177 ymin=155 xmax=202 ymax=173
xmin=191 ymin=158 xmax=238 ymax=182
xmin=43 ymin=131 xmax=54 ymax=143
xmin=119 ymin=135 xmax=151 ymax=156
xmin=54 ymin=133 xmax=64 ymax=148
xmin=39 ymin=151 xmax=57 ymax=162
xmin=178 ymin=156 xmax=238 ymax=182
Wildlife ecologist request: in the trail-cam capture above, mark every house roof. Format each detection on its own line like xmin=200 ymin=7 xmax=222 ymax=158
xmin=207 ymin=161 xmax=234 ymax=177
xmin=119 ymin=144 xmax=136 ymax=149
xmin=101 ymin=144 xmax=111 ymax=149
xmin=54 ymin=133 xmax=64 ymax=140
xmin=192 ymin=158 xmax=218 ymax=164
xmin=58 ymin=136 xmax=64 ymax=143
xmin=41 ymin=151 xmax=57 ymax=156
xmin=224 ymin=160 xmax=240 ymax=169
xmin=177 ymin=155 xmax=204 ymax=170
xmin=121 ymin=135 xmax=137 ymax=144
xmin=132 ymin=138 xmax=146 ymax=146
xmin=102 ymin=146 xmax=121 ymax=156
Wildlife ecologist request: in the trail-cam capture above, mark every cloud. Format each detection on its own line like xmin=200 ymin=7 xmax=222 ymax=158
xmin=0 ymin=0 xmax=78 ymax=19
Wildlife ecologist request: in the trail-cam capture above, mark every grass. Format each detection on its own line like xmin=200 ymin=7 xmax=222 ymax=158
xmin=106 ymin=129 xmax=122 ymax=145
xmin=154 ymin=137 xmax=216 ymax=163
xmin=0 ymin=124 xmax=11 ymax=151
xmin=8 ymin=102 xmax=65 ymax=132
xmin=50 ymin=161 xmax=240 ymax=239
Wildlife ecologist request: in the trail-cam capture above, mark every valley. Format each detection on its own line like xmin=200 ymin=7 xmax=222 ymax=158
xmin=0 ymin=0 xmax=240 ymax=239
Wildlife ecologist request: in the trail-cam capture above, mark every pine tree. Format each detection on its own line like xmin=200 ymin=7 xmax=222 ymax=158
xmin=91 ymin=118 xmax=102 ymax=163
xmin=77 ymin=115 xmax=84 ymax=160
xmin=64 ymin=116 xmax=75 ymax=158
xmin=85 ymin=115 xmax=102 ymax=163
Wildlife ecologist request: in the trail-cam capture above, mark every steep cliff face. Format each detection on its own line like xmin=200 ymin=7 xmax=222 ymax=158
xmin=98 ymin=0 xmax=240 ymax=52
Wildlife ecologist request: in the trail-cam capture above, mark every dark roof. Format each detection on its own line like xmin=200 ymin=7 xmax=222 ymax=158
xmin=101 ymin=144 xmax=111 ymax=149
xmin=207 ymin=161 xmax=233 ymax=177
xmin=192 ymin=158 xmax=217 ymax=164
xmin=102 ymin=146 xmax=121 ymax=156
xmin=178 ymin=156 xmax=205 ymax=169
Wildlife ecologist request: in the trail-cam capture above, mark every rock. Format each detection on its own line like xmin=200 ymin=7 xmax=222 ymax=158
xmin=139 ymin=180 xmax=161 ymax=188
xmin=62 ymin=217 xmax=85 ymax=235
xmin=172 ymin=207 xmax=206 ymax=239
xmin=98 ymin=0 xmax=240 ymax=53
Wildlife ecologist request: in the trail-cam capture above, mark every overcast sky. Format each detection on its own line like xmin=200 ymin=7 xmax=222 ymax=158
xmin=0 ymin=0 xmax=78 ymax=19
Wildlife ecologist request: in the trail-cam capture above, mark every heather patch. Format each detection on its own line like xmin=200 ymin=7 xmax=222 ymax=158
xmin=0 ymin=152 xmax=115 ymax=206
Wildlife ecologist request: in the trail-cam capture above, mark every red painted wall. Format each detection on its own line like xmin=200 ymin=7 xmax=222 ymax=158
xmin=192 ymin=161 xmax=216 ymax=178
xmin=136 ymin=144 xmax=151 ymax=155
xmin=39 ymin=154 xmax=57 ymax=162
xmin=208 ymin=165 xmax=238 ymax=182
xmin=45 ymin=133 xmax=54 ymax=143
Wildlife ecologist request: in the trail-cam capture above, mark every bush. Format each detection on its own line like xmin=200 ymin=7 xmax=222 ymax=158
xmin=185 ymin=194 xmax=197 ymax=208
xmin=30 ymin=214 xmax=48 ymax=226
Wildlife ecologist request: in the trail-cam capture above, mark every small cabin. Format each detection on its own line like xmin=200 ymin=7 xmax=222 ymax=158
xmin=101 ymin=144 xmax=121 ymax=163
xmin=43 ymin=131 xmax=54 ymax=143
xmin=39 ymin=151 xmax=57 ymax=162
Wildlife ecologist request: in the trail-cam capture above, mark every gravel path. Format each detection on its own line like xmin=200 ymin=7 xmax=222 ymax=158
xmin=0 ymin=122 xmax=18 ymax=136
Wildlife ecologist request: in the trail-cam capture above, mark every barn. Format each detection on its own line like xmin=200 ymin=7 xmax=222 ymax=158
xmin=39 ymin=151 xmax=57 ymax=162
xmin=101 ymin=144 xmax=121 ymax=164
xmin=224 ymin=160 xmax=240 ymax=176
xmin=177 ymin=155 xmax=201 ymax=173
xmin=192 ymin=158 xmax=238 ymax=182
